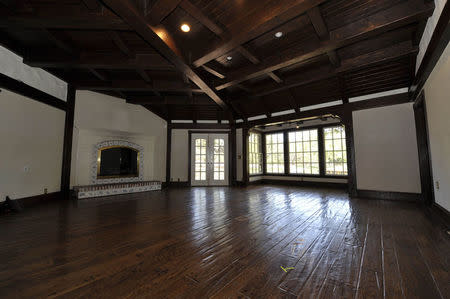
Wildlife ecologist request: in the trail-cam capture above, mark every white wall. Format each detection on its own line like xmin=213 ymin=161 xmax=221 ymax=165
xmin=171 ymin=129 xmax=189 ymax=182
xmin=0 ymin=89 xmax=65 ymax=201
xmin=71 ymin=91 xmax=167 ymax=186
xmin=353 ymin=103 xmax=421 ymax=193
xmin=423 ymin=41 xmax=450 ymax=211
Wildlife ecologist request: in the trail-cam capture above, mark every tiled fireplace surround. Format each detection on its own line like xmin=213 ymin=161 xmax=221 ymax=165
xmin=74 ymin=140 xmax=161 ymax=199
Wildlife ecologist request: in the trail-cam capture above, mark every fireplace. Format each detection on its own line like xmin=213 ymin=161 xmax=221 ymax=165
xmin=97 ymin=146 xmax=139 ymax=179
xmin=92 ymin=140 xmax=144 ymax=184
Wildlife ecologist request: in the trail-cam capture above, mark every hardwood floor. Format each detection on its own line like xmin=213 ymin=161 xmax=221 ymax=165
xmin=0 ymin=185 xmax=448 ymax=298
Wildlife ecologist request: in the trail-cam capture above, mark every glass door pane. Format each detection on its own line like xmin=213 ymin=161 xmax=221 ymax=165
xmin=194 ymin=138 xmax=207 ymax=181
xmin=213 ymin=138 xmax=225 ymax=181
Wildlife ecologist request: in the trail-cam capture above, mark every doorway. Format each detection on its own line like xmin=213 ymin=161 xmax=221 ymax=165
xmin=190 ymin=133 xmax=229 ymax=186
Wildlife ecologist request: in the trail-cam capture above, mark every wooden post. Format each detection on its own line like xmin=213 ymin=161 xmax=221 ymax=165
xmin=60 ymin=85 xmax=76 ymax=198
xmin=242 ymin=127 xmax=249 ymax=185
xmin=166 ymin=123 xmax=172 ymax=185
xmin=341 ymin=109 xmax=358 ymax=197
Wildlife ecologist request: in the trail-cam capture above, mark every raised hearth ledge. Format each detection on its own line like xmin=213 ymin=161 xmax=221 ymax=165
xmin=74 ymin=181 xmax=161 ymax=199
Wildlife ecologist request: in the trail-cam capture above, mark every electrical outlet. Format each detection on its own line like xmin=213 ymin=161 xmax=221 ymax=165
xmin=23 ymin=165 xmax=30 ymax=173
xmin=44 ymin=188 xmax=48 ymax=194
xmin=436 ymin=181 xmax=440 ymax=190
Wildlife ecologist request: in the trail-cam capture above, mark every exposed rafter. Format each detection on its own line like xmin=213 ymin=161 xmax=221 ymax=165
xmin=73 ymin=79 xmax=204 ymax=93
xmin=192 ymin=0 xmax=328 ymax=67
xmin=24 ymin=53 xmax=174 ymax=70
xmin=250 ymin=41 xmax=417 ymax=98
xmin=215 ymin=0 xmax=433 ymax=90
xmin=102 ymin=0 xmax=228 ymax=109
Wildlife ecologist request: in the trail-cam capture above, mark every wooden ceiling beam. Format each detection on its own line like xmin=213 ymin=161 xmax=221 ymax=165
xmin=250 ymin=41 xmax=417 ymax=98
xmin=73 ymin=79 xmax=203 ymax=92
xmin=81 ymin=0 xmax=101 ymax=11
xmin=102 ymin=0 xmax=228 ymax=109
xmin=192 ymin=0 xmax=328 ymax=67
xmin=215 ymin=0 xmax=433 ymax=90
xmin=267 ymin=72 xmax=283 ymax=83
xmin=307 ymin=7 xmax=340 ymax=67
xmin=88 ymin=68 xmax=109 ymax=81
xmin=178 ymin=0 xmax=289 ymax=82
xmin=136 ymin=68 xmax=152 ymax=82
xmin=108 ymin=31 xmax=133 ymax=57
xmin=127 ymin=95 xmax=215 ymax=105
xmin=147 ymin=0 xmax=182 ymax=25
xmin=0 ymin=15 xmax=130 ymax=30
xmin=42 ymin=29 xmax=78 ymax=56
xmin=24 ymin=53 xmax=174 ymax=70
xmin=201 ymin=65 xmax=225 ymax=79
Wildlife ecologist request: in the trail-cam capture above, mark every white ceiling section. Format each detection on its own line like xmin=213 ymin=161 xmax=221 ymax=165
xmin=0 ymin=46 xmax=68 ymax=101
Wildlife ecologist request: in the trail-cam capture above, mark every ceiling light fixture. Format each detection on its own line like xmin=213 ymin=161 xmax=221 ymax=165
xmin=275 ymin=31 xmax=283 ymax=38
xmin=180 ymin=24 xmax=190 ymax=32
xmin=226 ymin=56 xmax=233 ymax=61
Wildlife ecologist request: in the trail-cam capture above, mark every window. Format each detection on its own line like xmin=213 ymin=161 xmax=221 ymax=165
xmin=265 ymin=133 xmax=284 ymax=174
xmin=288 ymin=129 xmax=319 ymax=175
xmin=324 ymin=126 xmax=347 ymax=175
xmin=248 ymin=133 xmax=262 ymax=175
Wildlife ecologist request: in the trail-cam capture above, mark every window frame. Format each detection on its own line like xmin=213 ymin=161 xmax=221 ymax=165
xmin=323 ymin=125 xmax=348 ymax=177
xmin=248 ymin=123 xmax=348 ymax=179
xmin=264 ymin=132 xmax=285 ymax=174
xmin=287 ymin=128 xmax=321 ymax=176
xmin=248 ymin=132 xmax=263 ymax=175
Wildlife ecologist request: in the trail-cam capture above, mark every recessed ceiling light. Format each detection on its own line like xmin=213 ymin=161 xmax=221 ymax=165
xmin=275 ymin=31 xmax=283 ymax=38
xmin=226 ymin=56 xmax=233 ymax=61
xmin=180 ymin=24 xmax=190 ymax=32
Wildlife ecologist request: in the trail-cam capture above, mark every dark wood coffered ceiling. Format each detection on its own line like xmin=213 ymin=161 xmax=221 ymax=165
xmin=0 ymin=0 xmax=434 ymax=121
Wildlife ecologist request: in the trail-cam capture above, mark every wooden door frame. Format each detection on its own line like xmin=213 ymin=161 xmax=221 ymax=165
xmin=188 ymin=130 xmax=232 ymax=187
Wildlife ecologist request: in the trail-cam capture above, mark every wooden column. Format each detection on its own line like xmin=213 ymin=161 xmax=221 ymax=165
xmin=60 ymin=85 xmax=76 ymax=198
xmin=166 ymin=123 xmax=172 ymax=185
xmin=341 ymin=110 xmax=358 ymax=197
xmin=414 ymin=93 xmax=434 ymax=205
xmin=242 ymin=127 xmax=249 ymax=185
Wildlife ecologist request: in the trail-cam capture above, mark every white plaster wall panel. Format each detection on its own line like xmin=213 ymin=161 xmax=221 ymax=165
xmin=0 ymin=89 xmax=65 ymax=201
xmin=353 ymin=103 xmax=421 ymax=193
xmin=424 ymin=41 xmax=450 ymax=211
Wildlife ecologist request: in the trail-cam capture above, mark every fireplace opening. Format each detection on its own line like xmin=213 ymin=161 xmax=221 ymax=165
xmin=97 ymin=146 xmax=139 ymax=178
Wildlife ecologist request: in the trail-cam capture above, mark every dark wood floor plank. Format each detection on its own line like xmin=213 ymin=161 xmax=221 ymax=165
xmin=0 ymin=185 xmax=448 ymax=298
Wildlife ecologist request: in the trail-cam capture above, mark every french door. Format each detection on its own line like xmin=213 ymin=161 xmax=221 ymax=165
xmin=191 ymin=133 xmax=229 ymax=186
